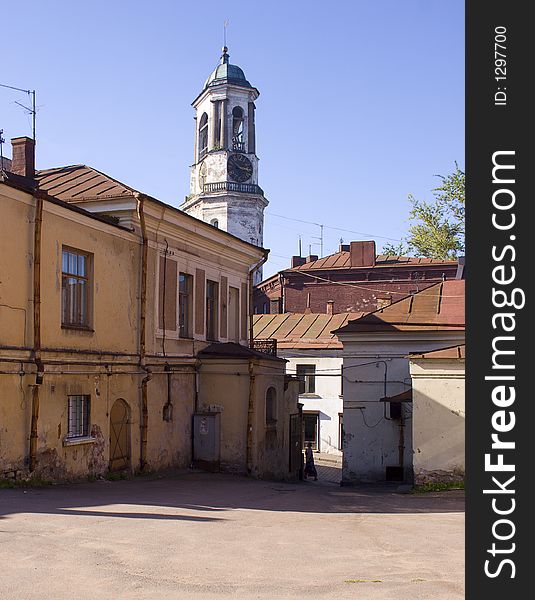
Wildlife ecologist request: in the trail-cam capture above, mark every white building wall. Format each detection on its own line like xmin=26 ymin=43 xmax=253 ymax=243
xmin=339 ymin=331 xmax=465 ymax=483
xmin=409 ymin=358 xmax=465 ymax=484
xmin=282 ymin=353 xmax=343 ymax=455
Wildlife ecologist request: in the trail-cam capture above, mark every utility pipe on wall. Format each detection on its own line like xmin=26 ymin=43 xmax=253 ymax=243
xmin=29 ymin=192 xmax=44 ymax=472
xmin=136 ymin=193 xmax=151 ymax=471
xmin=248 ymin=251 xmax=269 ymax=348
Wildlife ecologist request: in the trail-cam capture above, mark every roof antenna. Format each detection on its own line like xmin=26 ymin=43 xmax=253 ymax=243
xmin=0 ymin=83 xmax=36 ymax=142
xmin=0 ymin=129 xmax=5 ymax=174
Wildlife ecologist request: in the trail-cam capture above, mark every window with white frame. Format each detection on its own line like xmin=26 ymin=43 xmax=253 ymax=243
xmin=67 ymin=395 xmax=91 ymax=438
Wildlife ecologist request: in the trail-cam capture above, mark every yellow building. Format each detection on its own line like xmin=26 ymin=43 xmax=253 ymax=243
xmin=1 ymin=137 xmax=300 ymax=481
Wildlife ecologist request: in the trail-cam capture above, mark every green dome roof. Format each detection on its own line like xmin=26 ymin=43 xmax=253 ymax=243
xmin=203 ymin=47 xmax=252 ymax=90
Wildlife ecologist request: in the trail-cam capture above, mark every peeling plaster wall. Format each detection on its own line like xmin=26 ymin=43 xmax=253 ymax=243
xmin=410 ymin=359 xmax=465 ymax=484
xmin=339 ymin=333 xmax=465 ymax=484
xmin=197 ymin=358 xmax=299 ymax=480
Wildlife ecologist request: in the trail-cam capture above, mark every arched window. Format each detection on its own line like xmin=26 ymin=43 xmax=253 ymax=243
xmin=210 ymin=218 xmax=219 ymax=228
xmin=266 ymin=387 xmax=277 ymax=425
xmin=198 ymin=113 xmax=208 ymax=159
xmin=232 ymin=106 xmax=244 ymax=152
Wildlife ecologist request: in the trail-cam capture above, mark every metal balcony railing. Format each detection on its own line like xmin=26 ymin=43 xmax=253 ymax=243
xmin=203 ymin=181 xmax=264 ymax=196
xmin=252 ymin=338 xmax=278 ymax=357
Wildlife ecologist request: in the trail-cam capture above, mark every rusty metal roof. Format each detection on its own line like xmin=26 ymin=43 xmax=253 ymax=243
xmin=36 ymin=165 xmax=134 ymax=201
xmin=334 ymin=280 xmax=465 ymax=334
xmin=253 ymin=312 xmax=364 ymax=349
xmin=410 ymin=344 xmax=465 ymax=360
xmin=290 ymin=250 xmax=456 ymax=271
xmin=380 ymin=389 xmax=413 ymax=403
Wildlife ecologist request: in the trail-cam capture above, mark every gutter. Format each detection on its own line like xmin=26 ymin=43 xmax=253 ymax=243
xmin=246 ymin=359 xmax=256 ymax=475
xmin=29 ymin=191 xmax=44 ymax=472
xmin=135 ymin=192 xmax=152 ymax=471
xmin=248 ymin=250 xmax=269 ymax=348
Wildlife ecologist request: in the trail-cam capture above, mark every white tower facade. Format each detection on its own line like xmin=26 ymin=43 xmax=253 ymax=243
xmin=180 ymin=47 xmax=268 ymax=283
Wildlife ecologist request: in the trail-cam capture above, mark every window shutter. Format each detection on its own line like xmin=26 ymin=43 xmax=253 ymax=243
xmin=241 ymin=281 xmax=248 ymax=341
xmin=220 ymin=276 xmax=228 ymax=339
xmin=158 ymin=256 xmax=177 ymax=331
xmin=195 ymin=268 xmax=205 ymax=336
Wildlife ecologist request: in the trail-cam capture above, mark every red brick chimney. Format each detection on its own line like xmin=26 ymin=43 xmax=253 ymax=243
xmin=306 ymin=254 xmax=318 ymax=264
xmin=11 ymin=137 xmax=35 ymax=179
xmin=350 ymin=241 xmax=376 ymax=267
xmin=326 ymin=300 xmax=335 ymax=315
xmin=291 ymin=256 xmax=306 ymax=268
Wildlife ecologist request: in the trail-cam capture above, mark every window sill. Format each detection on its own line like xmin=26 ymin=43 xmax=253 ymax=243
xmin=61 ymin=324 xmax=94 ymax=333
xmin=63 ymin=436 xmax=95 ymax=447
xmin=299 ymin=393 xmax=321 ymax=399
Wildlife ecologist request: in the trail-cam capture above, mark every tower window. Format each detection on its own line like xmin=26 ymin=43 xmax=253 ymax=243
xmin=232 ymin=106 xmax=244 ymax=152
xmin=198 ymin=112 xmax=208 ymax=159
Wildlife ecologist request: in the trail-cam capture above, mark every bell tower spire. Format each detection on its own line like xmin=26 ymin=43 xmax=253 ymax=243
xmin=180 ymin=47 xmax=268 ymax=284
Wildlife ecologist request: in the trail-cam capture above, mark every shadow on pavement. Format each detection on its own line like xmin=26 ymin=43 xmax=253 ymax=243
xmin=0 ymin=470 xmax=464 ymax=522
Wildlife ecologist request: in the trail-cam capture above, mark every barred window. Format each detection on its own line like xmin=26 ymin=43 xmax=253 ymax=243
xmin=67 ymin=395 xmax=90 ymax=438
xmin=62 ymin=248 xmax=91 ymax=327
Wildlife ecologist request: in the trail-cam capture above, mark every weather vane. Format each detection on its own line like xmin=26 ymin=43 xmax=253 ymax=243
xmin=224 ymin=20 xmax=229 ymax=48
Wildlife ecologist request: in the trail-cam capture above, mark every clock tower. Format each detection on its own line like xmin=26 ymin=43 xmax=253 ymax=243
xmin=180 ymin=46 xmax=268 ymax=284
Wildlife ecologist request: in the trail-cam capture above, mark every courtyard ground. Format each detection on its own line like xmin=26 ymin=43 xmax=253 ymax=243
xmin=0 ymin=469 xmax=464 ymax=600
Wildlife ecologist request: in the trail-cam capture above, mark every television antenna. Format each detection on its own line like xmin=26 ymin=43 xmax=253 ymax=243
xmin=0 ymin=83 xmax=37 ymax=142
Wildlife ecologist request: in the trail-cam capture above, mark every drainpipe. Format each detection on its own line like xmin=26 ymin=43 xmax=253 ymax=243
xmin=399 ymin=408 xmax=405 ymax=476
xmin=248 ymin=251 xmax=269 ymax=348
xmin=29 ymin=192 xmax=44 ymax=472
xmin=246 ymin=359 xmax=256 ymax=474
xmin=136 ymin=193 xmax=152 ymax=471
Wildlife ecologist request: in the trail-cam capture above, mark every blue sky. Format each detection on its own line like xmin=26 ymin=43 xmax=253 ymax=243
xmin=1 ymin=0 xmax=464 ymax=278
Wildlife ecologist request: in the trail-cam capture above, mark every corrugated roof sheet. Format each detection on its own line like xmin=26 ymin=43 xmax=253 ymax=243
xmin=253 ymin=312 xmax=364 ymax=349
xmin=334 ymin=280 xmax=465 ymax=334
xmin=411 ymin=344 xmax=466 ymax=360
xmin=290 ymin=251 xmax=456 ymax=271
xmin=36 ymin=165 xmax=134 ymax=201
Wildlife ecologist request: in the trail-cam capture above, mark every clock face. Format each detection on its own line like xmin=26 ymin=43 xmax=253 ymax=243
xmin=227 ymin=153 xmax=253 ymax=183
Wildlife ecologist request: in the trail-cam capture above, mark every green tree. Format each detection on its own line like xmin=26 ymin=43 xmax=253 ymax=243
xmin=383 ymin=165 xmax=465 ymax=260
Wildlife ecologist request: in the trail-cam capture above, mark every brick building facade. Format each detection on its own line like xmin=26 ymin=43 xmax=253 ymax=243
xmin=254 ymin=241 xmax=461 ymax=315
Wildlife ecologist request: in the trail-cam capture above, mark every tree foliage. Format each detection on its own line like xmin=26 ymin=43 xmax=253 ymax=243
xmin=383 ymin=165 xmax=465 ymax=260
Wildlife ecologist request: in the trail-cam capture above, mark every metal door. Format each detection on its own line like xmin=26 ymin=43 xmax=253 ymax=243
xmin=193 ymin=413 xmax=220 ymax=471
xmin=109 ymin=398 xmax=131 ymax=471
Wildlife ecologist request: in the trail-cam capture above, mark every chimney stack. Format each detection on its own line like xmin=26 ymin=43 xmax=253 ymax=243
xmin=11 ymin=137 xmax=35 ymax=179
xmin=326 ymin=300 xmax=335 ymax=315
xmin=339 ymin=244 xmax=350 ymax=252
xmin=306 ymin=254 xmax=318 ymax=264
xmin=350 ymin=241 xmax=376 ymax=267
xmin=291 ymin=256 xmax=306 ymax=268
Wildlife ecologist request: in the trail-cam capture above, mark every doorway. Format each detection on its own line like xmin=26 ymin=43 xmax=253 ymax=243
xmin=303 ymin=412 xmax=319 ymax=451
xmin=109 ymin=398 xmax=131 ymax=472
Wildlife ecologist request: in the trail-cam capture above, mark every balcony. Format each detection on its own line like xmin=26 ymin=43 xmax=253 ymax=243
xmin=203 ymin=181 xmax=264 ymax=196
xmin=232 ymin=140 xmax=246 ymax=152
